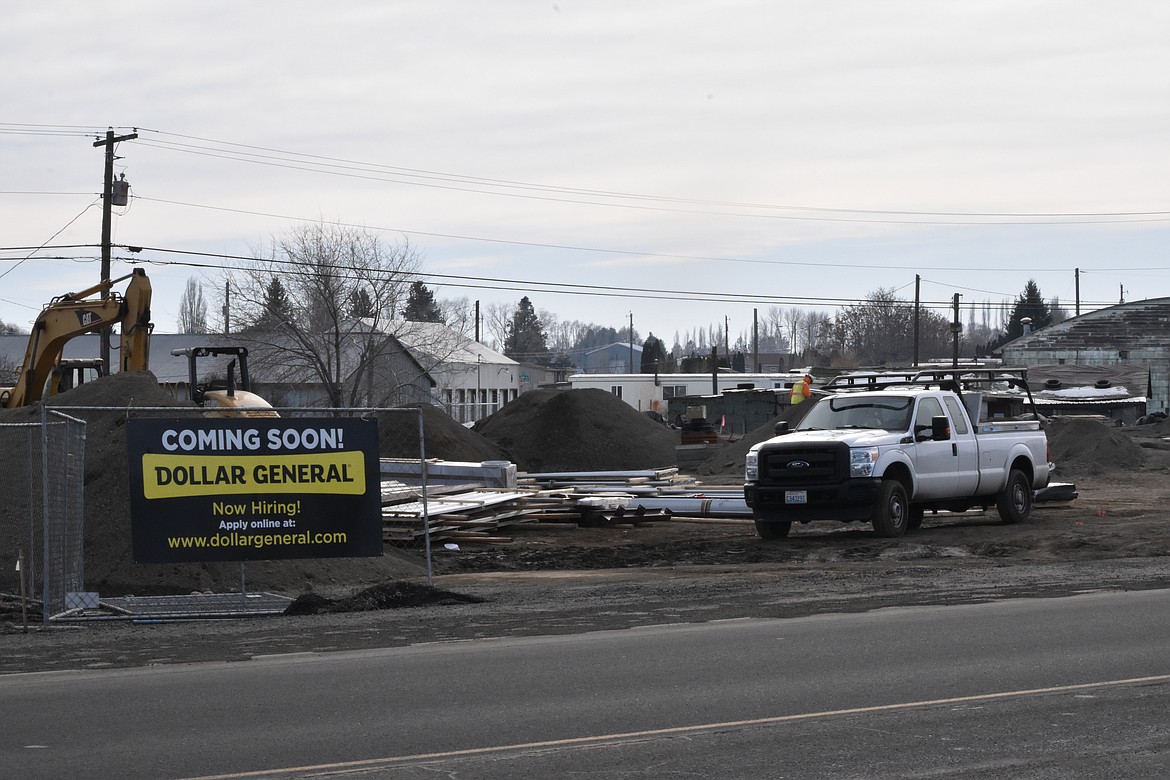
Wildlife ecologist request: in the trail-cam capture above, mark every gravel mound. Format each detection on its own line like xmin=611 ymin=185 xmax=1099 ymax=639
xmin=374 ymin=403 xmax=507 ymax=463
xmin=693 ymin=401 xmax=817 ymax=478
xmin=1047 ymin=416 xmax=1146 ymax=476
xmin=284 ymin=581 xmax=484 ymax=614
xmin=473 ymin=388 xmax=679 ymax=472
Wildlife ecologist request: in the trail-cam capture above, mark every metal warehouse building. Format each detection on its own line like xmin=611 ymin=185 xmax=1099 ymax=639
xmin=1000 ymin=297 xmax=1170 ymax=417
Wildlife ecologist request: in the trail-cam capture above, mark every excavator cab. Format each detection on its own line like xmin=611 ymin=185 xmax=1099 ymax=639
xmin=171 ymin=345 xmax=277 ymax=417
xmin=49 ymin=358 xmax=106 ymax=395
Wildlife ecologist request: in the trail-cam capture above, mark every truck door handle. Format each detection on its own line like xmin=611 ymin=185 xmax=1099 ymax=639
xmin=952 ymin=443 xmax=958 ymax=457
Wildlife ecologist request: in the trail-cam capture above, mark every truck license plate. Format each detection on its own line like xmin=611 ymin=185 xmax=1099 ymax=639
xmin=785 ymin=490 xmax=807 ymax=504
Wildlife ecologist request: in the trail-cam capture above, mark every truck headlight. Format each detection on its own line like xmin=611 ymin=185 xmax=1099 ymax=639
xmin=745 ymin=451 xmax=758 ymax=481
xmin=850 ymin=447 xmax=878 ymax=478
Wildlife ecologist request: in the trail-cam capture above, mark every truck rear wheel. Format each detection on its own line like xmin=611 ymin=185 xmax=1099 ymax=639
xmin=997 ymin=469 xmax=1032 ymax=524
xmin=872 ymin=480 xmax=909 ymax=538
xmin=753 ymin=514 xmax=792 ymax=539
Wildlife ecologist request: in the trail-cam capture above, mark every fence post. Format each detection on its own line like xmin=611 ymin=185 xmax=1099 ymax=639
xmin=417 ymin=408 xmax=433 ymax=586
xmin=40 ymin=403 xmax=50 ymax=622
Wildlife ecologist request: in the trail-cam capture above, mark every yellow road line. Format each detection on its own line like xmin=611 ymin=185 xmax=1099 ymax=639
xmin=179 ymin=673 xmax=1170 ymax=780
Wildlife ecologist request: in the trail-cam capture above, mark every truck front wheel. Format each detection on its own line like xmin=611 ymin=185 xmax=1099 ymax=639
xmin=997 ymin=469 xmax=1032 ymax=524
xmin=872 ymin=480 xmax=909 ymax=537
xmin=753 ymin=513 xmax=792 ymax=539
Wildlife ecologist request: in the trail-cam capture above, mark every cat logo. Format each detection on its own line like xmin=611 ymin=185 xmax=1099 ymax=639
xmin=75 ymin=309 xmax=102 ymax=328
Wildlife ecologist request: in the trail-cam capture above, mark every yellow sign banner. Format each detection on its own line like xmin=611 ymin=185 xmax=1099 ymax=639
xmin=142 ymin=451 xmax=366 ymax=499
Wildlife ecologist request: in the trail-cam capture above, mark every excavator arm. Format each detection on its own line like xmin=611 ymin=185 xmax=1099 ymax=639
xmin=1 ymin=269 xmax=152 ymax=408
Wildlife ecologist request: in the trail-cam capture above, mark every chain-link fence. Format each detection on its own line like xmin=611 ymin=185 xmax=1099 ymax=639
xmin=1 ymin=403 xmax=442 ymax=622
xmin=0 ymin=409 xmax=87 ymax=622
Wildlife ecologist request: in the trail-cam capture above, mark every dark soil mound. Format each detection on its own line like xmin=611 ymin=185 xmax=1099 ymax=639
xmin=1047 ymin=416 xmax=1146 ymax=477
xmin=472 ymin=388 xmax=679 ymax=472
xmin=693 ymin=400 xmax=817 ymax=478
xmin=0 ymin=371 xmax=425 ymax=599
xmin=374 ymin=403 xmax=507 ymax=463
xmin=284 ymin=581 xmax=483 ymax=614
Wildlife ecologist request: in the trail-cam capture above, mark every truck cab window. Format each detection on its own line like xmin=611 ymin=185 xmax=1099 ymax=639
xmin=915 ymin=397 xmax=946 ymax=438
xmin=942 ymin=396 xmax=970 ymax=435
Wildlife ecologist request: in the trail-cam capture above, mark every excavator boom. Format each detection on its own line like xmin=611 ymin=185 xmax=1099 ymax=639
xmin=1 ymin=269 xmax=152 ymax=408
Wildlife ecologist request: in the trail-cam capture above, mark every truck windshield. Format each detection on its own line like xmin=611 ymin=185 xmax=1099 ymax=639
xmin=796 ymin=396 xmax=914 ymax=432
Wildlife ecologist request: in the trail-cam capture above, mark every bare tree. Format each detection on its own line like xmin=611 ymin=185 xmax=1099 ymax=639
xmin=437 ymin=295 xmax=475 ymax=337
xmin=783 ymin=308 xmax=804 ymax=356
xmin=0 ymin=353 xmax=18 ymax=386
xmin=801 ymin=310 xmax=832 ymax=358
xmin=177 ymin=277 xmax=209 ymax=334
xmin=481 ymin=302 xmax=513 ymax=350
xmin=229 ymin=222 xmax=425 ymax=407
xmin=830 ymin=289 xmax=952 ymax=365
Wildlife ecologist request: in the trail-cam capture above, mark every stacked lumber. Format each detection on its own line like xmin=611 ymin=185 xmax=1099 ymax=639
xmin=379 ymin=467 xmax=699 ymax=544
xmin=381 ymin=488 xmax=541 ymax=543
xmin=518 ymin=467 xmax=698 ymax=491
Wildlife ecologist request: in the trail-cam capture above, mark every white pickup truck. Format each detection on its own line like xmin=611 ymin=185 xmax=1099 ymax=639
xmin=743 ymin=370 xmax=1051 ymax=539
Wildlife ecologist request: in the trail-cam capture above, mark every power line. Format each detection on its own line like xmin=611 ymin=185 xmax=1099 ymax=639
xmin=0 ymin=199 xmax=100 ymax=281
xmin=129 ymin=129 xmax=1170 ymax=225
xmin=132 ymin=196 xmax=1166 ymax=275
xmin=0 ymin=240 xmax=1138 ymax=312
xmin=97 ymin=245 xmax=1118 ymax=313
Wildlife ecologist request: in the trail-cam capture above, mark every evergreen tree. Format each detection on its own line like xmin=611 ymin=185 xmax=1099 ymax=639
xmin=640 ymin=332 xmax=667 ymax=372
xmin=255 ymin=277 xmax=292 ymax=329
xmin=349 ymin=287 xmax=376 ymax=318
xmin=503 ymin=296 xmax=549 ymax=363
xmin=1003 ymin=279 xmax=1053 ymax=341
xmin=403 ymin=281 xmax=444 ymax=322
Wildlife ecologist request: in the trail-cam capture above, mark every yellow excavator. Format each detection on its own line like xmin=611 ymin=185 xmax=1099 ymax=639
xmin=0 ymin=269 xmax=153 ymax=408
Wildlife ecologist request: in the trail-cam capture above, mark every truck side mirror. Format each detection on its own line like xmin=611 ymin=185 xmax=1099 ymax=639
xmin=774 ymin=420 xmax=789 ymax=436
xmin=931 ymin=415 xmax=951 ymax=441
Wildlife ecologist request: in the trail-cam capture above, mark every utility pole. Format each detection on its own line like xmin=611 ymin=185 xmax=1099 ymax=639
xmin=724 ymin=315 xmax=730 ymax=360
xmin=951 ymin=293 xmax=962 ymax=367
xmin=93 ymin=128 xmax=138 ymax=371
xmin=752 ymin=308 xmax=759 ymax=373
xmin=628 ymin=312 xmax=634 ymax=374
xmin=1074 ymin=268 xmax=1081 ymax=317
xmin=913 ymin=275 xmax=921 ymax=367
xmin=222 ymin=280 xmax=231 ymax=335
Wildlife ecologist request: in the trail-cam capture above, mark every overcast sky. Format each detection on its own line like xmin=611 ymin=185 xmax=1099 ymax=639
xmin=3 ymin=1 xmax=1168 ymax=347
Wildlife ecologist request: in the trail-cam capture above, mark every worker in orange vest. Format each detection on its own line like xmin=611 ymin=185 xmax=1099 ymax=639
xmin=790 ymin=374 xmax=812 ymax=405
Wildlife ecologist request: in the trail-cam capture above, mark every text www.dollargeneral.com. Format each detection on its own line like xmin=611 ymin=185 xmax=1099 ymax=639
xmin=167 ymin=531 xmax=348 ymax=550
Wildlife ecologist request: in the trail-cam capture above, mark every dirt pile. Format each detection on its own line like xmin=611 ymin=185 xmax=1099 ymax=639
xmin=284 ymin=580 xmax=484 ymax=614
xmin=473 ymin=388 xmax=679 ymax=472
xmin=0 ymin=372 xmax=425 ymax=598
xmin=692 ymin=401 xmax=817 ymax=479
xmin=374 ymin=403 xmax=507 ymax=463
xmin=1047 ymin=416 xmax=1147 ymax=477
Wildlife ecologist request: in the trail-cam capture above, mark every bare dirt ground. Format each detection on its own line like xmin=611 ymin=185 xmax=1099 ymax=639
xmin=5 ymin=468 xmax=1170 ymax=675
xmin=3 ymin=377 xmax=1170 ymax=675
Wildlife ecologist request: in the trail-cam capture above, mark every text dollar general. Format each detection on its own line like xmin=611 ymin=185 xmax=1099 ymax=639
xmin=141 ymin=451 xmax=366 ymax=498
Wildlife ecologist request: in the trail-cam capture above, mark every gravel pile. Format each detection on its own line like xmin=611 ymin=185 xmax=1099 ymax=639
xmin=374 ymin=403 xmax=507 ymax=463
xmin=473 ymin=388 xmax=679 ymax=473
xmin=1046 ymin=416 xmax=1147 ymax=477
xmin=693 ymin=401 xmax=817 ymax=479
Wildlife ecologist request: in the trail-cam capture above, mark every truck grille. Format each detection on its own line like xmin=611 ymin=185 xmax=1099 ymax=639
xmin=758 ymin=443 xmax=847 ymax=486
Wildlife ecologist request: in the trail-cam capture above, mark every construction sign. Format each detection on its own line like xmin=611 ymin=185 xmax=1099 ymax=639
xmin=127 ymin=418 xmax=383 ymax=563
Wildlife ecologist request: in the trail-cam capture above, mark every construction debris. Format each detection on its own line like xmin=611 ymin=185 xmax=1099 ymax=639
xmin=377 ymin=463 xmax=731 ymax=543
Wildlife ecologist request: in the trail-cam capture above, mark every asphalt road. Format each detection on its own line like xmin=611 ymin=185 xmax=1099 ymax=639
xmin=3 ymin=589 xmax=1169 ymax=779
